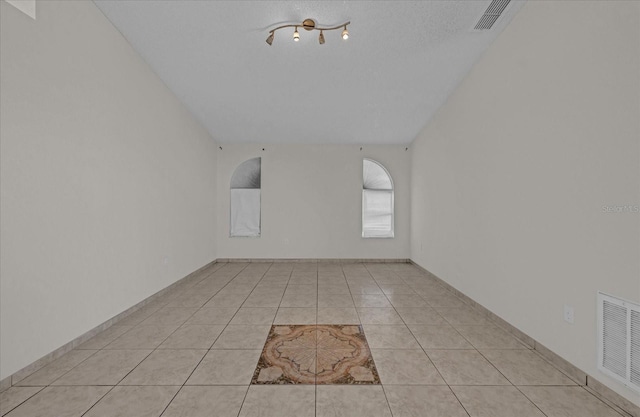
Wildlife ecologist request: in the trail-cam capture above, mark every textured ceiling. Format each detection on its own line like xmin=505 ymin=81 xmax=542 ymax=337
xmin=94 ymin=0 xmax=524 ymax=145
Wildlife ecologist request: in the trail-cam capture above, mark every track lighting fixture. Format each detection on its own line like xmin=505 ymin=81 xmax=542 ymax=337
xmin=265 ymin=18 xmax=350 ymax=46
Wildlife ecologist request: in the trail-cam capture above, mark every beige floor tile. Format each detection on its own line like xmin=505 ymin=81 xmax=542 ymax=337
xmin=212 ymin=325 xmax=271 ymax=349
xmin=83 ymin=386 xmax=179 ymax=417
xmin=371 ymin=277 xmax=403 ymax=286
xmin=119 ymin=349 xmax=206 ymax=385
xmin=116 ymin=306 xmax=161 ymax=326
xmin=317 ymin=308 xmax=360 ymax=324
xmin=362 ymin=325 xmax=420 ymax=349
xmin=435 ymin=307 xmax=490 ymax=325
xmin=15 ymin=350 xmax=97 ymax=386
xmin=229 ymin=308 xmax=277 ymax=325
xmin=455 ymin=325 xmax=528 ymax=349
xmin=104 ymin=325 xmax=178 ymax=349
xmin=77 ymin=326 xmax=134 ymax=350
xmin=317 ymin=293 xmax=355 ymax=308
xmin=423 ymin=293 xmax=469 ymax=309
xmin=317 ymin=279 xmax=346 ymax=287
xmin=318 ymin=285 xmax=350 ymax=294
xmin=238 ymin=385 xmax=315 ymax=417
xmin=260 ymin=276 xmax=290 ymax=285
xmin=387 ymin=294 xmax=428 ymax=308
xmin=185 ymin=307 xmax=238 ymax=325
xmin=349 ymin=285 xmax=384 ymax=295
xmin=284 ymin=285 xmax=317 ymax=295
xmin=162 ymin=386 xmax=247 ymax=417
xmin=5 ymin=386 xmax=110 ymax=417
xmin=451 ymin=386 xmax=546 ymax=417
xmin=204 ymin=294 xmax=247 ymax=308
xmin=481 ymin=350 xmax=576 ymax=385
xmin=519 ymin=386 xmax=623 ymax=417
xmin=371 ymin=349 xmax=445 ymax=385
xmin=395 ymin=307 xmax=447 ymax=325
xmin=412 ymin=286 xmax=450 ymax=298
xmin=385 ymin=385 xmax=468 ymax=417
xmin=353 ymin=295 xmax=392 ymax=308
xmin=408 ymin=325 xmax=473 ymax=349
xmin=0 ymin=387 xmax=43 ymax=416
xmin=357 ymin=308 xmax=404 ymax=324
xmin=274 ymin=308 xmax=317 ymax=324
xmin=288 ymin=276 xmax=318 ymax=285
xmin=187 ymin=350 xmax=261 ymax=385
xmin=279 ymin=293 xmax=317 ymax=308
xmin=139 ymin=307 xmax=198 ymax=326
xmin=52 ymin=350 xmax=151 ymax=385
xmin=251 ymin=287 xmax=286 ymax=298
xmin=164 ymin=293 xmax=212 ymax=308
xmin=426 ymin=350 xmax=510 ymax=386
xmin=316 ymin=386 xmax=392 ymax=417
xmin=248 ymin=291 xmax=285 ymax=302
xmin=379 ymin=284 xmax=416 ymax=295
xmin=242 ymin=294 xmax=285 ymax=308
xmin=220 ymin=284 xmax=257 ymax=295
xmin=158 ymin=325 xmax=224 ymax=349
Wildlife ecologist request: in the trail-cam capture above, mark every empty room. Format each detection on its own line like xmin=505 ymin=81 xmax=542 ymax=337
xmin=1 ymin=0 xmax=639 ymax=416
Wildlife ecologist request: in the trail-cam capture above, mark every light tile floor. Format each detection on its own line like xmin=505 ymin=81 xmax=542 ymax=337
xmin=1 ymin=262 xmax=628 ymax=417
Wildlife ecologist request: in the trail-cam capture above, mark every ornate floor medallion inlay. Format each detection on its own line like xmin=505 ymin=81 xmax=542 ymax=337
xmin=251 ymin=325 xmax=380 ymax=385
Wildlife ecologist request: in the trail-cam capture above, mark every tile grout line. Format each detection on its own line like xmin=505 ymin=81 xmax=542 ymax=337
xmin=14 ymin=263 xmax=222 ymax=417
xmin=170 ymin=262 xmax=274 ymax=417
xmin=13 ymin=263 xmax=228 ymax=390
xmin=315 ymin=265 xmax=319 ymax=417
xmin=406 ymin=268 xmax=622 ymax=416
xmin=362 ymin=262 xmax=468 ymax=417
xmin=8 ymin=262 xmax=630 ymax=417
xmin=101 ymin=262 xmax=252 ymax=417
xmin=393 ymin=265 xmax=622 ymax=417
xmin=78 ymin=262 xmax=248 ymax=417
xmin=236 ymin=262 xmax=293 ymax=417
xmin=397 ymin=268 xmax=495 ymax=417
xmin=162 ymin=262 xmax=271 ymax=416
xmin=358 ymin=263 xmax=402 ymax=417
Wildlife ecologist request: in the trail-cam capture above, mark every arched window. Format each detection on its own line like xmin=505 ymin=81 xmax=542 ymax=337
xmin=362 ymin=158 xmax=394 ymax=238
xmin=230 ymin=157 xmax=261 ymax=237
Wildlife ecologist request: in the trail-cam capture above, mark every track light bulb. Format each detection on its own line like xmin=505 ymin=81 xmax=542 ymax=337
xmin=342 ymin=26 xmax=349 ymax=40
xmin=319 ymin=30 xmax=325 ymax=45
xmin=266 ymin=32 xmax=274 ymax=45
xmin=293 ymin=27 xmax=300 ymax=42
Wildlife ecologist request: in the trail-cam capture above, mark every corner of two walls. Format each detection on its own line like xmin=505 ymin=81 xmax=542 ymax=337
xmin=0 ymin=0 xmax=217 ymax=380
xmin=409 ymin=0 xmax=640 ymax=406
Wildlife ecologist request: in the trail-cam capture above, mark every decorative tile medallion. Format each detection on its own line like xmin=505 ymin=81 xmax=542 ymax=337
xmin=251 ymin=325 xmax=380 ymax=385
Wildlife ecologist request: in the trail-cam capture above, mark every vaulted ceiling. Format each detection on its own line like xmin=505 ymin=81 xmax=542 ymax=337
xmin=94 ymin=1 xmax=524 ymax=144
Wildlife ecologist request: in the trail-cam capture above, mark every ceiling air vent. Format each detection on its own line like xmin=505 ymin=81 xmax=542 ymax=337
xmin=598 ymin=292 xmax=640 ymax=393
xmin=473 ymin=0 xmax=511 ymax=30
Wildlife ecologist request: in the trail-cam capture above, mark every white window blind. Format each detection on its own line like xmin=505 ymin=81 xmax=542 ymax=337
xmin=230 ymin=158 xmax=261 ymax=237
xmin=362 ymin=159 xmax=394 ymax=238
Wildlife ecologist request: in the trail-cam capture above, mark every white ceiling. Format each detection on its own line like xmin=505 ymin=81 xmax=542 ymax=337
xmin=94 ymin=0 xmax=524 ymax=145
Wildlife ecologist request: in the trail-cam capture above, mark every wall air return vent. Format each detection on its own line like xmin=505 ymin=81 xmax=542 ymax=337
xmin=597 ymin=292 xmax=640 ymax=393
xmin=473 ymin=0 xmax=511 ymax=30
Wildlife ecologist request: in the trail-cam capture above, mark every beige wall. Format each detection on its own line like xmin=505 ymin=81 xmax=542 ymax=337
xmin=217 ymin=144 xmax=411 ymax=260
xmin=0 ymin=0 xmax=217 ymax=379
xmin=410 ymin=0 xmax=640 ymax=404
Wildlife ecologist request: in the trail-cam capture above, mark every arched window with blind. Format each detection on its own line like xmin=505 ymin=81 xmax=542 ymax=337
xmin=362 ymin=158 xmax=394 ymax=238
xmin=230 ymin=157 xmax=261 ymax=237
